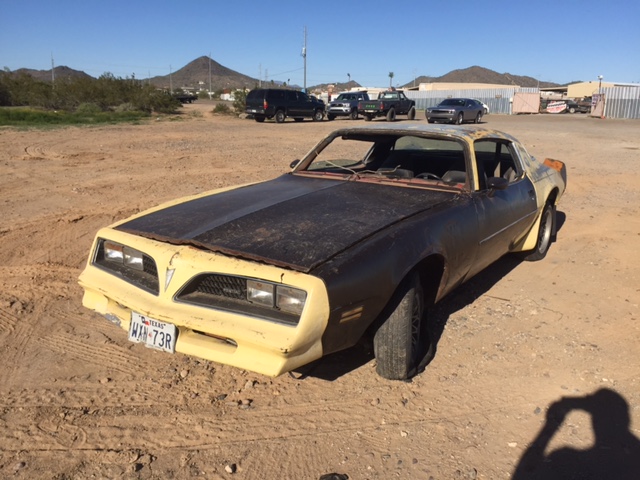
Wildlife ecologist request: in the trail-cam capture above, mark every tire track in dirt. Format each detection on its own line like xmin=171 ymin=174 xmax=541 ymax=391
xmin=39 ymin=333 xmax=142 ymax=376
xmin=0 ymin=307 xmax=17 ymax=335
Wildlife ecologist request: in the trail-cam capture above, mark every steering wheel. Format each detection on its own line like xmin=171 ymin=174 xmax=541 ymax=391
xmin=416 ymin=172 xmax=442 ymax=181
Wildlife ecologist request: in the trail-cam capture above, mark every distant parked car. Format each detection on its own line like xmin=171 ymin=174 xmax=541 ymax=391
xmin=426 ymin=98 xmax=484 ymax=124
xmin=474 ymin=99 xmax=490 ymax=115
xmin=326 ymin=91 xmax=370 ymax=120
xmin=245 ymin=88 xmax=325 ymax=123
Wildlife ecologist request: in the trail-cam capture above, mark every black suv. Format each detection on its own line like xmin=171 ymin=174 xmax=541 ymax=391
xmin=245 ymin=88 xmax=325 ymax=123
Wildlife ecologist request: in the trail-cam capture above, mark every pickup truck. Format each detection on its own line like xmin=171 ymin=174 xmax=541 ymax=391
xmin=358 ymin=90 xmax=416 ymax=121
xmin=173 ymin=93 xmax=198 ymax=104
xmin=326 ymin=91 xmax=370 ymax=120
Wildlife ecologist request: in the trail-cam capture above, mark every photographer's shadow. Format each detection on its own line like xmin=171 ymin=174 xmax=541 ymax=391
xmin=512 ymin=388 xmax=640 ymax=479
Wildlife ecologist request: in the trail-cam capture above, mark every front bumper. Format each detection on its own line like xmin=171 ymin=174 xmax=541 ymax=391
xmin=427 ymin=111 xmax=456 ymax=123
xmin=79 ymin=229 xmax=331 ymax=376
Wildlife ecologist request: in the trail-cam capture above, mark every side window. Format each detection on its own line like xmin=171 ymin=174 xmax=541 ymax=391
xmin=474 ymin=140 xmax=523 ymax=186
xmin=286 ymin=91 xmax=298 ymax=102
xmin=271 ymin=90 xmax=286 ymax=101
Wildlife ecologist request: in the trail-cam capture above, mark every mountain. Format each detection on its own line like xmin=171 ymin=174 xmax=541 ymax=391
xmin=400 ymin=66 xmax=559 ymax=89
xmin=148 ymin=56 xmax=257 ymax=91
xmin=6 ymin=60 xmax=560 ymax=91
xmin=11 ymin=66 xmax=93 ymax=82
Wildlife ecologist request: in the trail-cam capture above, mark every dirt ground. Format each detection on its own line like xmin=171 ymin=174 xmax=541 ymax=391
xmin=1 ymin=101 xmax=639 ymax=480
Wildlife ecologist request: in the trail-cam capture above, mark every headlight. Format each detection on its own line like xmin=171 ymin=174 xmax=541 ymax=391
xmin=104 ymin=241 xmax=144 ymax=271
xmin=247 ymin=280 xmax=275 ymax=307
xmin=276 ymin=286 xmax=306 ymax=315
xmin=247 ymin=280 xmax=306 ymax=315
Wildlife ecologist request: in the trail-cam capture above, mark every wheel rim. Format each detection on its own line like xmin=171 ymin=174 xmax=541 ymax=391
xmin=457 ymin=113 xmax=463 ymax=124
xmin=537 ymin=208 xmax=553 ymax=254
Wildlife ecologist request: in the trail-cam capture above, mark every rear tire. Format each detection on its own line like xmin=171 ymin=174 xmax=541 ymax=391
xmin=374 ymin=272 xmax=424 ymax=380
xmin=475 ymin=112 xmax=483 ymax=124
xmin=275 ymin=110 xmax=286 ymax=123
xmin=386 ymin=108 xmax=396 ymax=122
xmin=521 ymin=202 xmax=555 ymax=261
xmin=364 ymin=114 xmax=373 ymax=122
xmin=407 ymin=106 xmax=416 ymax=120
xmin=254 ymin=116 xmax=265 ymax=123
xmin=312 ymin=109 xmax=324 ymax=121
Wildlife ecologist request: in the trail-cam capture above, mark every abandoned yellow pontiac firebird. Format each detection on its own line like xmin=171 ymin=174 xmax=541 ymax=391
xmin=79 ymin=124 xmax=566 ymax=380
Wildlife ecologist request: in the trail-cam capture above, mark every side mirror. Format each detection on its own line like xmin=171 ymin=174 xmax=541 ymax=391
xmin=487 ymin=176 xmax=509 ymax=190
xmin=290 ymin=159 xmax=301 ymax=169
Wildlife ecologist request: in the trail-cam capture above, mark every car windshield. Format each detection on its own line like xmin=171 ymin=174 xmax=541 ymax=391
xmin=439 ymin=99 xmax=465 ymax=106
xmin=296 ymin=133 xmax=468 ymax=188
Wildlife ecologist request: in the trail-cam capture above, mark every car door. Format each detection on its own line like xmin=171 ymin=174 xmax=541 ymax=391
xmin=468 ymin=139 xmax=539 ymax=276
xmin=463 ymin=99 xmax=475 ymax=121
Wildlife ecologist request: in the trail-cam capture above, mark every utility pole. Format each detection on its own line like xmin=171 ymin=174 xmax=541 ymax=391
xmin=169 ymin=65 xmax=173 ymax=93
xmin=301 ymin=26 xmax=307 ymax=92
xmin=51 ymin=53 xmax=55 ymax=85
xmin=209 ymin=53 xmax=212 ymax=96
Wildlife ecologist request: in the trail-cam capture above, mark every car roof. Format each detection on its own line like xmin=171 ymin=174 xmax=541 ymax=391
xmin=326 ymin=124 xmax=518 ymax=143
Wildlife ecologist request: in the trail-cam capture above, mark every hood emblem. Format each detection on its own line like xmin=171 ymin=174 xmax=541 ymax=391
xmin=165 ymin=267 xmax=176 ymax=292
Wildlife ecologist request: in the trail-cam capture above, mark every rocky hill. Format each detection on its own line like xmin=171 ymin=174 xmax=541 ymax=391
xmin=11 ymin=66 xmax=93 ymax=82
xmin=7 ymin=60 xmax=560 ymax=91
xmin=406 ymin=66 xmax=559 ymax=89
xmin=148 ymin=56 xmax=257 ymax=91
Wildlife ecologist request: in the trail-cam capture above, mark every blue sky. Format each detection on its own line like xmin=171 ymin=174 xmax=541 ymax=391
xmin=2 ymin=0 xmax=639 ymax=88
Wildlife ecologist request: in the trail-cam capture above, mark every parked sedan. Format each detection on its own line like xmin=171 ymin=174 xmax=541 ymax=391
xmin=79 ymin=124 xmax=566 ymax=380
xmin=427 ymin=98 xmax=485 ymax=124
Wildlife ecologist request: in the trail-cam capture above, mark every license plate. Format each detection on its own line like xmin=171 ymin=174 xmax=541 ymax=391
xmin=128 ymin=312 xmax=176 ymax=353
xmin=249 ymin=109 xmax=257 ymax=113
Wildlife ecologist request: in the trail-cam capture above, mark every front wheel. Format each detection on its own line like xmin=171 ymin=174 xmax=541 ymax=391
xmin=374 ymin=272 xmax=424 ymax=380
xmin=407 ymin=106 xmax=416 ymax=120
xmin=455 ymin=112 xmax=464 ymax=125
xmin=327 ymin=114 xmax=335 ymax=121
xmin=274 ymin=110 xmax=286 ymax=123
xmin=312 ymin=109 xmax=324 ymax=122
xmin=522 ymin=203 xmax=555 ymax=261
xmin=386 ymin=108 xmax=396 ymax=122
xmin=350 ymin=109 xmax=359 ymax=120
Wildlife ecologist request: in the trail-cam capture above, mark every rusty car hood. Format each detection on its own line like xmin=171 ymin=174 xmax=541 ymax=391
xmin=116 ymin=174 xmax=456 ymax=273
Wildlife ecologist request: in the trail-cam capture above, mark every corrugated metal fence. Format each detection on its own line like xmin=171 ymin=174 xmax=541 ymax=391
xmin=405 ymin=88 xmax=539 ymax=115
xmin=602 ymin=86 xmax=640 ymax=119
xmin=405 ymin=86 xmax=640 ymax=119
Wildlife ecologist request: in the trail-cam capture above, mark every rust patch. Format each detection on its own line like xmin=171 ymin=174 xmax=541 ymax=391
xmin=543 ymin=158 xmax=565 ymax=172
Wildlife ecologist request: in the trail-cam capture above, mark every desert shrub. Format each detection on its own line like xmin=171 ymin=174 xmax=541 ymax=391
xmin=213 ymin=103 xmax=232 ymax=114
xmin=232 ymin=89 xmax=247 ymax=113
xmin=75 ymin=102 xmax=102 ymax=115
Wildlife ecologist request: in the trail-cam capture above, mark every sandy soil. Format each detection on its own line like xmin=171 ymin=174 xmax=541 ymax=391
xmin=1 ymin=101 xmax=639 ymax=479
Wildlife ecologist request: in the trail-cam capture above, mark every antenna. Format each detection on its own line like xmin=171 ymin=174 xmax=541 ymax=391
xmin=51 ymin=53 xmax=55 ymax=85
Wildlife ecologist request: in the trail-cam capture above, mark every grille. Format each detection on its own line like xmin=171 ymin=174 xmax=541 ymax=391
xmin=191 ymin=274 xmax=246 ymax=299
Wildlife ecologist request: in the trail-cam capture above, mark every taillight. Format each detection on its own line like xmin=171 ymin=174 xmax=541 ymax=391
xmin=263 ymin=100 xmax=268 ymax=109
